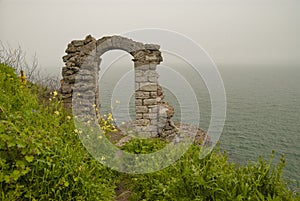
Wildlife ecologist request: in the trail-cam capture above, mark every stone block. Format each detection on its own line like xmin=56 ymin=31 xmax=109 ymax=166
xmin=84 ymin=35 xmax=96 ymax=44
xmin=135 ymin=76 xmax=147 ymax=82
xmin=149 ymin=106 xmax=159 ymax=113
xmin=135 ymin=91 xmax=150 ymax=99
xmin=74 ymin=84 xmax=95 ymax=92
xmin=150 ymin=92 xmax=157 ymax=98
xmin=150 ymin=119 xmax=158 ymax=126
xmin=148 ymin=76 xmax=158 ymax=82
xmin=61 ymin=84 xmax=73 ymax=93
xmin=72 ymin=40 xmax=84 ymax=47
xmin=135 ymin=70 xmax=144 ymax=77
xmin=66 ymin=61 xmax=76 ymax=67
xmin=63 ymin=74 xmax=76 ymax=84
xmin=145 ymin=70 xmax=158 ymax=77
xmin=149 ymin=63 xmax=157 ymax=70
xmin=140 ymin=84 xmax=157 ymax=92
xmin=145 ymin=44 xmax=160 ymax=50
xmin=135 ymin=119 xmax=150 ymax=126
xmin=143 ymin=113 xmax=157 ymax=119
xmin=145 ymin=55 xmax=158 ymax=61
xmin=62 ymin=54 xmax=73 ymax=62
xmin=139 ymin=82 xmax=153 ymax=88
xmin=143 ymin=99 xmax=157 ymax=106
xmin=135 ymin=99 xmax=142 ymax=106
xmin=135 ymin=106 xmax=148 ymax=113
xmin=145 ymin=126 xmax=158 ymax=132
xmin=136 ymin=113 xmax=143 ymax=119
xmin=65 ymin=44 xmax=79 ymax=53
xmin=135 ymin=64 xmax=149 ymax=71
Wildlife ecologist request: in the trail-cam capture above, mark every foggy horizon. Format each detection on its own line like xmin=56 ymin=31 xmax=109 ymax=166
xmin=1 ymin=0 xmax=299 ymax=76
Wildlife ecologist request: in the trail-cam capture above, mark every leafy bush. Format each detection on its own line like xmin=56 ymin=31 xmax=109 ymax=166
xmin=123 ymin=139 xmax=299 ymax=201
xmin=0 ymin=64 xmax=118 ymax=200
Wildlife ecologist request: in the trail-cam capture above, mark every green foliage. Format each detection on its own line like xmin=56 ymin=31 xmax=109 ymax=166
xmin=121 ymin=138 xmax=167 ymax=154
xmin=0 ymin=64 xmax=117 ymax=200
xmin=0 ymin=64 xmax=298 ymax=200
xmin=123 ymin=139 xmax=299 ymax=201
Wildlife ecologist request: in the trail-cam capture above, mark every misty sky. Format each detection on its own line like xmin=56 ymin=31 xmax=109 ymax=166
xmin=0 ymin=0 xmax=299 ymax=76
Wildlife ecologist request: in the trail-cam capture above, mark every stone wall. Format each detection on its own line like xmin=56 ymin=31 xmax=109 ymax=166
xmin=60 ymin=35 xmax=177 ymax=137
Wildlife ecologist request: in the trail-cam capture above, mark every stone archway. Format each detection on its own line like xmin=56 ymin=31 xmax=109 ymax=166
xmin=60 ymin=35 xmax=177 ymax=137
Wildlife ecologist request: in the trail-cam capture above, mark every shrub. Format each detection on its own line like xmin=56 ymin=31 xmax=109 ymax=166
xmin=0 ymin=64 xmax=118 ymax=200
xmin=122 ymin=139 xmax=299 ymax=201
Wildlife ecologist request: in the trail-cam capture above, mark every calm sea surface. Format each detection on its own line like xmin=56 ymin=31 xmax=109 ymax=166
xmin=218 ymin=65 xmax=300 ymax=185
xmin=100 ymin=63 xmax=300 ymax=185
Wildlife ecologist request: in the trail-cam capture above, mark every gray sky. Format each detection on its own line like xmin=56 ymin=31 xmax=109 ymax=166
xmin=0 ymin=0 xmax=299 ymax=76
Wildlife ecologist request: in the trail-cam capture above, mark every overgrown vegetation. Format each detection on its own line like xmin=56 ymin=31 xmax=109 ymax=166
xmin=0 ymin=63 xmax=299 ymax=200
xmin=123 ymin=140 xmax=298 ymax=200
xmin=0 ymin=64 xmax=118 ymax=200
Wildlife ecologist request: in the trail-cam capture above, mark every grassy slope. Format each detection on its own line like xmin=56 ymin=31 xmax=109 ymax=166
xmin=0 ymin=64 xmax=118 ymax=200
xmin=0 ymin=64 xmax=299 ymax=201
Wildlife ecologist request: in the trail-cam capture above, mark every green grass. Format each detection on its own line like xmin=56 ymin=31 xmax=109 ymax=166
xmin=123 ymin=142 xmax=299 ymax=201
xmin=0 ymin=63 xmax=299 ymax=200
xmin=0 ymin=64 xmax=118 ymax=200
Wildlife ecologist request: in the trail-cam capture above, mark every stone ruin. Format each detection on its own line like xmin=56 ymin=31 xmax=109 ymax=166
xmin=60 ymin=35 xmax=178 ymax=138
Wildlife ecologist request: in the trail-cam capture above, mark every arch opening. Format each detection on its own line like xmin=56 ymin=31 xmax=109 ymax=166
xmin=61 ymin=35 xmax=177 ymax=138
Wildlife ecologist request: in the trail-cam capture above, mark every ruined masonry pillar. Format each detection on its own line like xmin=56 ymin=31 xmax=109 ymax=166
xmin=61 ymin=35 xmax=101 ymax=121
xmin=72 ymin=56 xmax=101 ymax=121
xmin=133 ymin=50 xmax=162 ymax=137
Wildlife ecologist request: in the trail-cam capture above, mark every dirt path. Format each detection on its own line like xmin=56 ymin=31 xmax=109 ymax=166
xmin=115 ymin=179 xmax=131 ymax=201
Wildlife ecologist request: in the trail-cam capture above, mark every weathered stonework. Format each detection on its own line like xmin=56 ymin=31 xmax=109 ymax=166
xmin=61 ymin=35 xmax=177 ymax=137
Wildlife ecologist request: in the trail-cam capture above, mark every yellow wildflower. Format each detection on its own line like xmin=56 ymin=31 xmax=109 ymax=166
xmin=53 ymin=91 xmax=58 ymax=97
xmin=66 ymin=116 xmax=71 ymax=120
xmin=107 ymin=113 xmax=113 ymax=121
xmin=54 ymin=111 xmax=59 ymax=116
